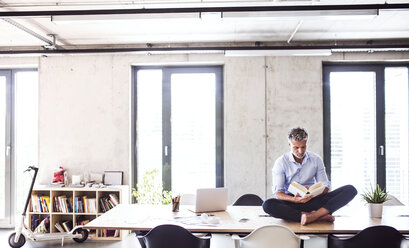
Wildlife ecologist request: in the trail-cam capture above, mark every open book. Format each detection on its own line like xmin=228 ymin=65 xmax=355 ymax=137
xmin=288 ymin=181 xmax=326 ymax=197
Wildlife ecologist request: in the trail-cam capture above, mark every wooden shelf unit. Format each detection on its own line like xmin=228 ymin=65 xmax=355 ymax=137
xmin=28 ymin=186 xmax=129 ymax=241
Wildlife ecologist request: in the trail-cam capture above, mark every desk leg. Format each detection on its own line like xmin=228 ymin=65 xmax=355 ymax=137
xmin=300 ymin=239 xmax=304 ymax=248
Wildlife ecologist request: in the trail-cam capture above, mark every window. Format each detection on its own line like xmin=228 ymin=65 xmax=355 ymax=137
xmin=0 ymin=69 xmax=38 ymax=227
xmin=132 ymin=66 xmax=223 ymax=194
xmin=323 ymin=63 xmax=409 ymax=205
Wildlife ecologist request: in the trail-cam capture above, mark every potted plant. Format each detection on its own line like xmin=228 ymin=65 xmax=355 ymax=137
xmin=132 ymin=169 xmax=172 ymax=205
xmin=361 ymin=184 xmax=388 ymax=218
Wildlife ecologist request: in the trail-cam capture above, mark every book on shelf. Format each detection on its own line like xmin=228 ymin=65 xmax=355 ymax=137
xmin=55 ymin=195 xmax=73 ymax=213
xmin=106 ymin=229 xmax=116 ymax=237
xmin=109 ymin=193 xmax=119 ymax=206
xmin=99 ymin=196 xmax=116 ymax=212
xmin=30 ymin=195 xmax=50 ymax=212
xmin=77 ymin=219 xmax=90 ymax=226
xmin=97 ymin=229 xmax=118 ymax=237
xmin=88 ymin=198 xmax=97 ymax=213
xmin=288 ymin=181 xmax=326 ymax=197
xmin=62 ymin=220 xmax=73 ymax=232
xmin=99 ymin=198 xmax=107 ymax=212
xmin=31 ymin=215 xmax=39 ymax=231
xmin=54 ymin=222 xmax=65 ymax=233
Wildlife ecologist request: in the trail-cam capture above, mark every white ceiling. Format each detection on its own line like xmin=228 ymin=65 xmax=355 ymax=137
xmin=0 ymin=0 xmax=409 ymax=53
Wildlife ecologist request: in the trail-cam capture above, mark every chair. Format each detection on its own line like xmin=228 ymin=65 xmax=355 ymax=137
xmin=231 ymin=224 xmax=309 ymax=248
xmin=136 ymin=224 xmax=211 ymax=248
xmin=328 ymin=225 xmax=404 ymax=248
xmin=233 ymin=194 xmax=264 ymax=206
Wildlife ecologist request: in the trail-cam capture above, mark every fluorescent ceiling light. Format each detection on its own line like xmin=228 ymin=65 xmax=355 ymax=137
xmin=225 ymin=49 xmax=332 ymax=56
xmin=51 ymin=13 xmax=199 ymax=23
xmin=223 ymin=9 xmax=378 ymax=20
xmin=331 ymin=48 xmax=409 ymax=53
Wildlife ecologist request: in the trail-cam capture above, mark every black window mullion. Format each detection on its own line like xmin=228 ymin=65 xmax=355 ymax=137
xmin=375 ymin=66 xmax=386 ymax=190
xmin=322 ymin=66 xmax=332 ymax=180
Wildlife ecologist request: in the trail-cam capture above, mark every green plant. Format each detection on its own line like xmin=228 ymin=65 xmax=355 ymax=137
xmin=361 ymin=184 xmax=388 ymax=204
xmin=131 ymin=169 xmax=172 ymax=205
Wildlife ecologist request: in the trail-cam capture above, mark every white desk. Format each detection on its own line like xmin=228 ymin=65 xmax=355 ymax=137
xmin=85 ymin=204 xmax=409 ymax=234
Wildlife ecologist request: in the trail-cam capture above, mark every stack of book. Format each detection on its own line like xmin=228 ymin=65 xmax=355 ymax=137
xmin=74 ymin=196 xmax=97 ymax=213
xmin=54 ymin=222 xmax=65 ymax=233
xmin=97 ymin=229 xmax=120 ymax=238
xmin=54 ymin=220 xmax=73 ymax=233
xmin=99 ymin=194 xmax=119 ymax=213
xmin=53 ymin=195 xmax=73 ymax=213
xmin=31 ymin=215 xmax=47 ymax=231
xmin=30 ymin=195 xmax=50 ymax=212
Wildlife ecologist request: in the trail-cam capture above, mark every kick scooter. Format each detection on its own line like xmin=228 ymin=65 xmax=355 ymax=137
xmin=8 ymin=166 xmax=88 ymax=247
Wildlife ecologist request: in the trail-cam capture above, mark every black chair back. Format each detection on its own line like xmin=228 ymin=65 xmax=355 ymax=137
xmin=233 ymin=194 xmax=263 ymax=206
xmin=328 ymin=225 xmax=403 ymax=248
xmin=138 ymin=224 xmax=210 ymax=248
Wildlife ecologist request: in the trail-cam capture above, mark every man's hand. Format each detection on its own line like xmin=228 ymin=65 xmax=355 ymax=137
xmin=293 ymin=193 xmax=313 ymax=203
xmin=276 ymin=192 xmax=313 ymax=203
xmin=319 ymin=187 xmax=330 ymax=196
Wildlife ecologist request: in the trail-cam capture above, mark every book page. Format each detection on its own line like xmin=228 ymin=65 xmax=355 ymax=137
xmin=288 ymin=182 xmax=308 ymax=197
xmin=309 ymin=185 xmax=326 ymax=197
xmin=309 ymin=182 xmax=323 ymax=191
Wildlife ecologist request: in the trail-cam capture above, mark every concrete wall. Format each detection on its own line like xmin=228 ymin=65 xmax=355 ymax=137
xmin=1 ymin=52 xmax=409 ymax=203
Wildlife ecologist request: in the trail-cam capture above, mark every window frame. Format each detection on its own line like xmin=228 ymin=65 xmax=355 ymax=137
xmin=323 ymin=62 xmax=409 ymax=190
xmin=0 ymin=68 xmax=37 ymax=227
xmin=131 ymin=65 xmax=224 ymax=194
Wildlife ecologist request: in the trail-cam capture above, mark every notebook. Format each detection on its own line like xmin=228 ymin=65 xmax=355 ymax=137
xmin=190 ymin=188 xmax=228 ymax=213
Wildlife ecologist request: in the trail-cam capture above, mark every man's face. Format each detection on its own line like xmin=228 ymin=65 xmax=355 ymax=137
xmin=289 ymin=139 xmax=307 ymax=159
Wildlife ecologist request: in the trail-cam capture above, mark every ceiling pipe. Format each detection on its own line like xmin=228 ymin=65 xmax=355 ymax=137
xmin=0 ymin=3 xmax=408 ymax=17
xmin=287 ymin=20 xmax=303 ymax=44
xmin=2 ymin=18 xmax=60 ymax=48
xmin=0 ymin=43 xmax=409 ymax=55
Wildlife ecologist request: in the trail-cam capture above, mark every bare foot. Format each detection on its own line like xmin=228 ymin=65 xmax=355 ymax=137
xmin=317 ymin=214 xmax=335 ymax=223
xmin=300 ymin=212 xmax=318 ymax=225
xmin=300 ymin=210 xmax=333 ymax=225
xmin=301 ymin=213 xmax=308 ymax=225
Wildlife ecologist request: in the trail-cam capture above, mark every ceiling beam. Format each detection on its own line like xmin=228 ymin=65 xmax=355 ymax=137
xmin=1 ymin=41 xmax=409 ymax=55
xmin=0 ymin=3 xmax=408 ymax=17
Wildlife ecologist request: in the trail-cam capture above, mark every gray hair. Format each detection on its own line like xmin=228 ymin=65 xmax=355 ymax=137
xmin=288 ymin=127 xmax=308 ymax=142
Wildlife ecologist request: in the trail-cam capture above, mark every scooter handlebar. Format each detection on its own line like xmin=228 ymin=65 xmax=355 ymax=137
xmin=24 ymin=166 xmax=38 ymax=172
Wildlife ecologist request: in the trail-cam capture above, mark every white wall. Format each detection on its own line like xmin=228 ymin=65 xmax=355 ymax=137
xmin=2 ymin=52 xmax=409 ymax=204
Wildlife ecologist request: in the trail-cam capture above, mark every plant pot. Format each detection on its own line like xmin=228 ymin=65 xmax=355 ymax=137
xmin=368 ymin=203 xmax=383 ymax=218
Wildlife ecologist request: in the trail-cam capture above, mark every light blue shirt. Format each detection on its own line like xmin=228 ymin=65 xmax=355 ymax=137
xmin=272 ymin=151 xmax=330 ymax=196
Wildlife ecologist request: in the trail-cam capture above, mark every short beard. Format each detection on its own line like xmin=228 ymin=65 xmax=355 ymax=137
xmin=292 ymin=151 xmax=305 ymax=159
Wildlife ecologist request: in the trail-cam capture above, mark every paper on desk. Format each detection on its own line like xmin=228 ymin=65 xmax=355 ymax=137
xmin=172 ymin=216 xmax=219 ymax=226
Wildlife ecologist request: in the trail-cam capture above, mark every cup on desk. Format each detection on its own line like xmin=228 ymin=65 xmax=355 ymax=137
xmin=172 ymin=195 xmax=180 ymax=212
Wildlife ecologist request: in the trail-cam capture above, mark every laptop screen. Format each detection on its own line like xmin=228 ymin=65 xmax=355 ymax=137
xmin=193 ymin=188 xmax=228 ymax=213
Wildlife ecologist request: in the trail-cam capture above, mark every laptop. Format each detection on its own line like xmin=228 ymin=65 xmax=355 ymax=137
xmin=190 ymin=188 xmax=228 ymax=213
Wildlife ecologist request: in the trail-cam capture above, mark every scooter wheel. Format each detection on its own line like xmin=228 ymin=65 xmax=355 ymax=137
xmin=73 ymin=228 xmax=88 ymax=243
xmin=8 ymin=232 xmax=26 ymax=248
